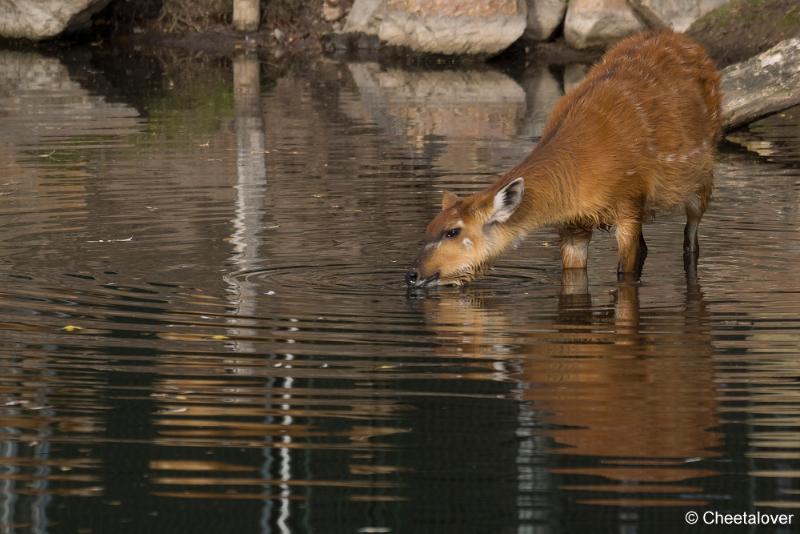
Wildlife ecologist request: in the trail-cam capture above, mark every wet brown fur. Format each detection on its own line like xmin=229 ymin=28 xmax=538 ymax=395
xmin=410 ymin=31 xmax=721 ymax=286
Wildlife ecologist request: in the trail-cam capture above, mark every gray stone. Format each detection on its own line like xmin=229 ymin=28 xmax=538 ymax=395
xmin=628 ymin=0 xmax=729 ymax=32
xmin=0 ymin=0 xmax=113 ymax=40
xmin=378 ymin=0 xmax=527 ymax=55
xmin=525 ymin=0 xmax=567 ymax=41
xmin=564 ymin=0 xmax=645 ymax=49
xmin=721 ymin=38 xmax=800 ymax=130
xmin=323 ymin=2 xmax=345 ymax=23
xmin=343 ymin=0 xmax=386 ymax=35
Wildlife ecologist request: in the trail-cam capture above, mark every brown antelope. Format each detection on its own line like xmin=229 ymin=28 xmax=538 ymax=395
xmin=406 ymin=31 xmax=721 ymax=287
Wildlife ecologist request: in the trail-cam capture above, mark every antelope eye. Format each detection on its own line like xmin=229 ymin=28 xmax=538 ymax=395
xmin=445 ymin=228 xmax=461 ymax=239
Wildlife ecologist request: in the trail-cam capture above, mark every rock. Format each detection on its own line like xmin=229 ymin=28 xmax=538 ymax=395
xmin=525 ymin=0 xmax=567 ymax=41
xmin=323 ymin=0 xmax=345 ymax=22
xmin=685 ymin=0 xmax=800 ymax=69
xmin=564 ymin=0 xmax=645 ymax=49
xmin=0 ymin=0 xmax=113 ymax=40
xmin=627 ymin=0 xmax=729 ymax=32
xmin=378 ymin=0 xmax=527 ymax=55
xmin=721 ymin=38 xmax=800 ymax=130
xmin=344 ymin=0 xmax=386 ymax=35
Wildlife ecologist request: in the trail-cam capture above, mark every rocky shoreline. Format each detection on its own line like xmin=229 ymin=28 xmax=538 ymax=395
xmin=0 ymin=0 xmax=795 ymax=64
xmin=1 ymin=0 xmax=800 ymax=131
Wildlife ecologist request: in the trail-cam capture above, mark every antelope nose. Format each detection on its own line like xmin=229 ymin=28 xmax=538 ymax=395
xmin=405 ymin=268 xmax=419 ymax=286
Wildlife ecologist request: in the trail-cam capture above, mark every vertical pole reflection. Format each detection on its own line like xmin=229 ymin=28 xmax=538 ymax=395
xmin=228 ymin=51 xmax=293 ymax=533
xmin=0 ymin=439 xmax=17 ymax=534
xmin=231 ymin=50 xmax=267 ymax=299
xmin=278 ymin=370 xmax=293 ymax=534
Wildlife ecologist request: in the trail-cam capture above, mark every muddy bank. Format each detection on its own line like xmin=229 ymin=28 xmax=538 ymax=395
xmin=93 ymin=0 xmax=344 ymax=59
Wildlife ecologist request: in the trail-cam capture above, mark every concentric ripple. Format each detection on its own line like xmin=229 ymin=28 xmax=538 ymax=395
xmin=225 ymin=262 xmax=554 ymax=299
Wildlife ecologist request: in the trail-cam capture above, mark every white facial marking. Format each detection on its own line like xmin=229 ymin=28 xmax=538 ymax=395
xmin=463 ymin=237 xmax=473 ymax=248
xmin=425 ymin=242 xmax=441 ymax=251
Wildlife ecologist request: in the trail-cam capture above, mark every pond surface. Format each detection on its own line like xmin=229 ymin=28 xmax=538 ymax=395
xmin=0 ymin=46 xmax=799 ymax=533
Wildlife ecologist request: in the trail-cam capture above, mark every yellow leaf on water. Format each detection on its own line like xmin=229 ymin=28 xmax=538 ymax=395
xmin=62 ymin=325 xmax=83 ymax=332
xmin=211 ymin=335 xmax=229 ymax=340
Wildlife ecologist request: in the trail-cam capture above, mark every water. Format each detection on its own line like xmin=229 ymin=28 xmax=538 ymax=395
xmin=0 ymin=45 xmax=799 ymax=533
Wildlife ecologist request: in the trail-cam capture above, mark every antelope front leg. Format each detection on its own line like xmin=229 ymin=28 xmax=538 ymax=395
xmin=559 ymin=227 xmax=593 ymax=270
xmin=615 ymin=217 xmax=647 ymax=279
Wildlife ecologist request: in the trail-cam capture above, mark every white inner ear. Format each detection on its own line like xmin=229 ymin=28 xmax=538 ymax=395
xmin=489 ymin=177 xmax=524 ymax=224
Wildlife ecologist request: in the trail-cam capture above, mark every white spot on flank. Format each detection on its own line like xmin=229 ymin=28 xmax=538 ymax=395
xmin=658 ymin=144 xmax=705 ymax=164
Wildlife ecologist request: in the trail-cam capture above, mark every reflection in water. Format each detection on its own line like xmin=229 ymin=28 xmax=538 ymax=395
xmin=347 ymin=62 xmax=532 ymax=190
xmin=420 ymin=273 xmax=720 ymax=510
xmin=538 ymin=277 xmax=720 ymax=507
xmin=0 ymin=44 xmax=799 ymax=532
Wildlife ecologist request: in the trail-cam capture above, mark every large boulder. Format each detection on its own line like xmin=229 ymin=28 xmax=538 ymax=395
xmin=525 ymin=0 xmax=567 ymax=41
xmin=0 ymin=0 xmax=113 ymax=40
xmin=564 ymin=0 xmax=645 ymax=49
xmin=628 ymin=0 xmax=729 ymax=32
xmin=377 ymin=0 xmax=528 ymax=55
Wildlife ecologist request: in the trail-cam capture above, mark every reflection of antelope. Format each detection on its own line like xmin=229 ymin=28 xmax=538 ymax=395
xmin=407 ymin=31 xmax=721 ymax=287
xmin=420 ymin=275 xmax=720 ymax=491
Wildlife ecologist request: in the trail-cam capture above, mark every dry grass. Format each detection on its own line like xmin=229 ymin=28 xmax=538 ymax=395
xmin=100 ymin=0 xmax=340 ymax=60
xmin=155 ymin=0 xmax=233 ymax=33
xmin=107 ymin=0 xmax=326 ymax=35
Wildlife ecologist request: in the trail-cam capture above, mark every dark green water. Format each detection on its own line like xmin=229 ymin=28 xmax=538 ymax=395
xmin=0 ymin=46 xmax=799 ymax=533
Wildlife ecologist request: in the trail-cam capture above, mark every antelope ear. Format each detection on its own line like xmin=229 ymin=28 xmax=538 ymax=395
xmin=488 ymin=177 xmax=524 ymax=224
xmin=441 ymin=190 xmax=458 ymax=211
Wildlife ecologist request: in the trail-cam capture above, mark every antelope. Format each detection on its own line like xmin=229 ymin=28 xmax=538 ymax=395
xmin=406 ymin=31 xmax=721 ymax=287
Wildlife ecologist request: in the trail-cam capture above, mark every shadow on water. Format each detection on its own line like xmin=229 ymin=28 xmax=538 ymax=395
xmin=0 ymin=43 xmax=799 ymax=532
